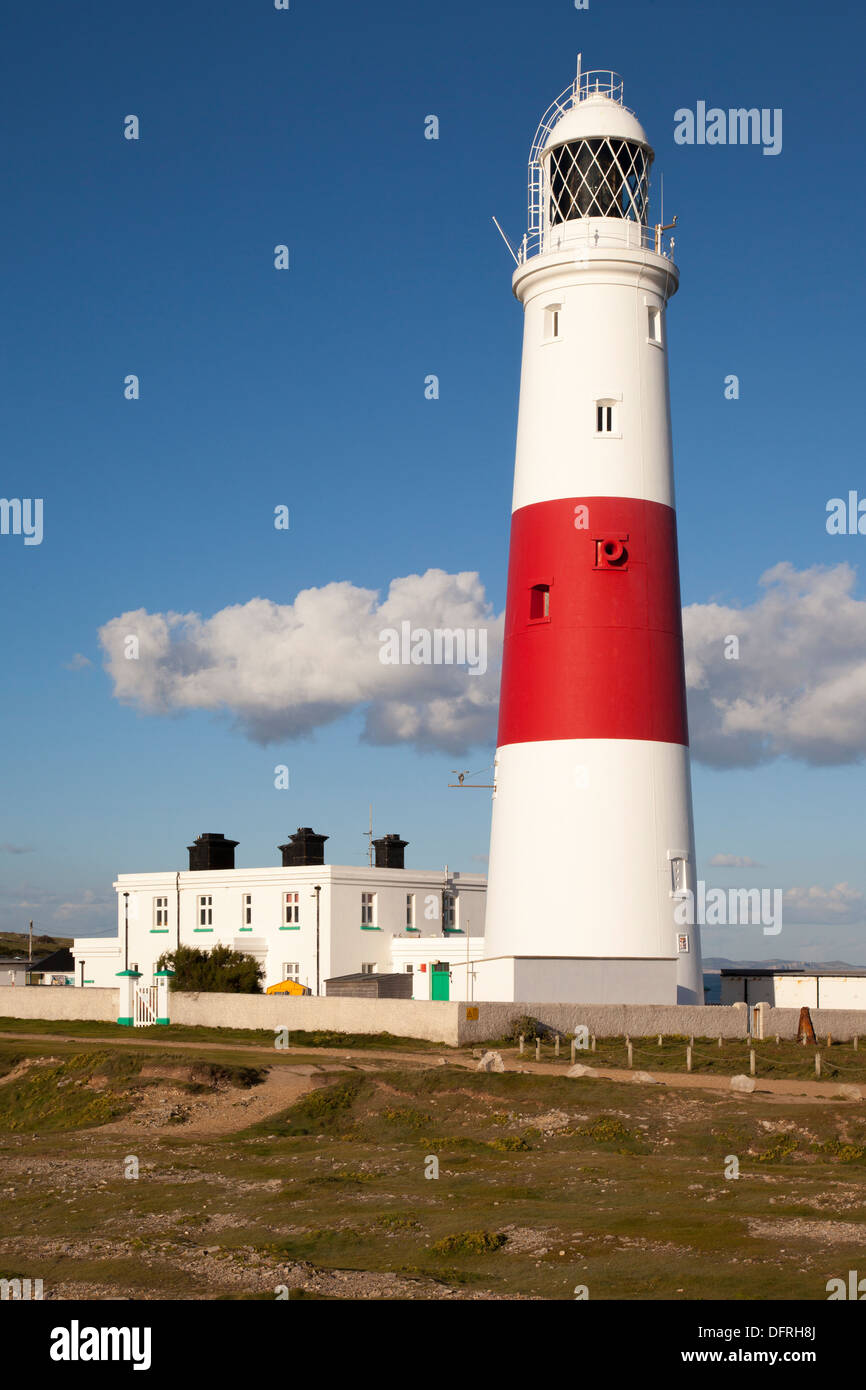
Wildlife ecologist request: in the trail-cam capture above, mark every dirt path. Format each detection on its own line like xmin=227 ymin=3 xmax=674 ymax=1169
xmin=102 ymin=1062 xmax=324 ymax=1137
xmin=0 ymin=1030 xmax=860 ymax=1102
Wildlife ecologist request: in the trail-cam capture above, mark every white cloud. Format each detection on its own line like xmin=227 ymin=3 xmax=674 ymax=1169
xmin=684 ymin=562 xmax=866 ymax=767
xmin=98 ymin=561 xmax=866 ymax=765
xmin=99 ymin=570 xmax=501 ymax=755
xmin=0 ymin=844 xmax=35 ymax=855
xmin=63 ymin=653 xmax=92 ymax=670
xmin=709 ymin=853 xmax=764 ymax=868
xmin=782 ymin=882 xmax=865 ymax=926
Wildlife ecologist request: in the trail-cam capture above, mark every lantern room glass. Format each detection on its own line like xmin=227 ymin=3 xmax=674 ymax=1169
xmin=547 ymin=137 xmax=650 ymax=225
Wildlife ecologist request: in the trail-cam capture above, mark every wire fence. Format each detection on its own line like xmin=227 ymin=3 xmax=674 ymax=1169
xmin=514 ymin=1031 xmax=866 ymax=1083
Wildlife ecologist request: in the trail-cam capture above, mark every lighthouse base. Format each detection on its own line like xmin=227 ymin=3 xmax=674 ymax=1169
xmin=470 ymin=955 xmax=679 ymax=1005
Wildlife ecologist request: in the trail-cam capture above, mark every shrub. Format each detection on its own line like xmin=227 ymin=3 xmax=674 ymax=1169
xmin=506 ymin=1014 xmax=539 ymax=1043
xmin=431 ymin=1231 xmax=507 ymax=1255
xmin=156 ymin=945 xmax=264 ymax=994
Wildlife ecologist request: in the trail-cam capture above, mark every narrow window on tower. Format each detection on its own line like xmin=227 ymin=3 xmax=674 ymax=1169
xmin=647 ymin=305 xmax=662 ymax=345
xmin=529 ymin=583 xmax=550 ymax=621
xmin=544 ymin=303 xmax=562 ymax=341
xmin=242 ymin=893 xmax=252 ymax=927
xmin=596 ymin=401 xmax=615 ymax=433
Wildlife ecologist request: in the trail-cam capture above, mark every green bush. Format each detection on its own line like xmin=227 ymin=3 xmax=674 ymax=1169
xmin=506 ymin=1014 xmax=539 ymax=1043
xmin=156 ymin=944 xmax=263 ymax=994
xmin=431 ymin=1231 xmax=507 ymax=1255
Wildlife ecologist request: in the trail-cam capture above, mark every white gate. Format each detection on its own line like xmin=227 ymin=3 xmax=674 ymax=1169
xmin=133 ymin=983 xmax=158 ymax=1027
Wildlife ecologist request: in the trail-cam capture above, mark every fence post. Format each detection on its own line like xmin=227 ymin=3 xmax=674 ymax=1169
xmin=749 ymin=1049 xmax=756 ymax=1076
xmin=686 ymin=1045 xmax=692 ymax=1072
xmin=627 ymin=1041 xmax=633 ymax=1067
xmin=519 ymin=1035 xmax=524 ymax=1055
xmin=535 ymin=1038 xmax=541 ymax=1062
xmin=815 ymin=1051 xmax=821 ymax=1078
xmin=718 ymin=1036 xmax=723 ymax=1049
xmin=555 ymin=1035 xmax=560 ymax=1058
xmin=658 ymin=1034 xmax=663 ymax=1047
xmin=591 ymin=1034 xmax=596 ymax=1052
xmin=570 ymin=1038 xmax=576 ymax=1064
xmin=855 ymin=1036 xmax=860 ymax=1051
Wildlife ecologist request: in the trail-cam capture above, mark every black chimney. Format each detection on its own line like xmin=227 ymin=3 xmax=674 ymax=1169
xmin=373 ymin=833 xmax=408 ymax=870
xmin=279 ymin=827 xmax=329 ymax=867
xmin=187 ymin=833 xmax=239 ymax=872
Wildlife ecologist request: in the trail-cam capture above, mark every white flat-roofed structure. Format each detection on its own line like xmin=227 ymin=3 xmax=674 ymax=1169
xmin=721 ymin=968 xmax=866 ymax=1010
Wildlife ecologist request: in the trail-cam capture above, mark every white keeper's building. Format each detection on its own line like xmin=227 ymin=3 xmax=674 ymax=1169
xmin=73 ymin=828 xmax=487 ymax=1001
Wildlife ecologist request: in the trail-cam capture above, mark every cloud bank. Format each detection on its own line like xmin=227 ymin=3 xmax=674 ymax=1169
xmin=99 ymin=570 xmax=501 ymax=756
xmin=99 ymin=561 xmax=866 ymax=764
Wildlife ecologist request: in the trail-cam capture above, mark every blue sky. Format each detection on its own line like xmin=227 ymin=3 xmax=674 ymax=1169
xmin=2 ymin=0 xmax=865 ymax=962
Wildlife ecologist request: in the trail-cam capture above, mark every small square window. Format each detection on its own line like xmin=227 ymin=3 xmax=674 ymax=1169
xmin=361 ymin=962 xmax=376 ymax=975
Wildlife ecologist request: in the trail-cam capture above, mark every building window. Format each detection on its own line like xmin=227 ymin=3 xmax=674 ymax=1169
xmin=197 ymin=896 xmax=212 ymax=927
xmin=443 ymin=892 xmax=456 ymax=930
xmin=361 ymin=962 xmax=376 ymax=975
xmin=596 ymin=401 xmax=615 ymax=433
xmin=647 ymin=305 xmax=662 ymax=345
xmin=529 ymin=583 xmax=550 ymax=621
xmin=405 ymin=964 xmax=414 ymax=974
xmin=284 ymin=892 xmax=299 ymax=925
xmin=282 ymin=962 xmax=300 ymax=982
xmin=406 ymin=894 xmax=415 ymax=929
xmin=154 ymin=897 xmax=168 ymax=928
xmin=361 ymin=892 xmax=375 ymax=926
xmin=242 ymin=894 xmax=252 ymax=927
xmin=545 ymin=303 xmax=561 ymax=340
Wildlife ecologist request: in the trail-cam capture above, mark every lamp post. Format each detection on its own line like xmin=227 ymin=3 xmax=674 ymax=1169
xmin=123 ymin=892 xmax=129 ymax=972
xmin=313 ymin=885 xmax=322 ymax=995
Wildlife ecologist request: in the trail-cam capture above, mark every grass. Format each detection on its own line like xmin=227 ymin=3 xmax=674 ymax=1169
xmin=0 ymin=1017 xmax=446 ymax=1052
xmin=3 ymin=1037 xmax=866 ymax=1299
xmin=505 ymin=1033 xmax=866 ymax=1083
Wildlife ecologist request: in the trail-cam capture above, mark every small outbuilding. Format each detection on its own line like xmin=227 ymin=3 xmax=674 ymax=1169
xmin=324 ymin=972 xmax=413 ymax=999
xmin=720 ymin=967 xmax=866 ymax=1010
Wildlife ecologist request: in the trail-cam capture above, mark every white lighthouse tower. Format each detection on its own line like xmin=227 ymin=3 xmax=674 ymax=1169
xmin=482 ymin=63 xmax=703 ymax=1006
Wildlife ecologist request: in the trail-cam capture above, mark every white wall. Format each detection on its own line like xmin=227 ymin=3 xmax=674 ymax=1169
xmin=76 ymin=866 xmax=486 ymax=995
xmin=721 ymin=974 xmax=866 ymax=1010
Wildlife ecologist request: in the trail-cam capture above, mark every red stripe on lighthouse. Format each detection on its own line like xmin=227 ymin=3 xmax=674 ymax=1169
xmin=497 ymin=496 xmax=689 ymax=748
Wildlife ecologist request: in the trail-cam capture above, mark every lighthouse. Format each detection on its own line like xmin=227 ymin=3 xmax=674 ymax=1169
xmin=483 ymin=63 xmax=703 ymax=1006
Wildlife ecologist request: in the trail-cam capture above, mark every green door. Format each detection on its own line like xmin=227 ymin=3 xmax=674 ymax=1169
xmin=431 ymin=963 xmax=450 ymax=1001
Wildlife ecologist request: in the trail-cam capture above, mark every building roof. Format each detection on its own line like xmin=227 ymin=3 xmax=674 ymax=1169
xmin=0 ymin=948 xmax=75 ymax=972
xmin=720 ymin=967 xmax=866 ymax=978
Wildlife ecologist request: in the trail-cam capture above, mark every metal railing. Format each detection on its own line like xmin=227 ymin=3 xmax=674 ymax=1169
xmin=517 ymin=220 xmax=677 ymax=265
